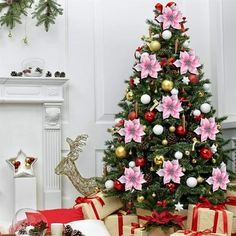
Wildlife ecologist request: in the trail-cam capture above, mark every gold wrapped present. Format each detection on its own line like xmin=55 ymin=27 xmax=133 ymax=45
xmin=104 ymin=212 xmax=138 ymax=236
xmin=186 ymin=204 xmax=233 ymax=236
xmin=123 ymin=225 xmax=176 ymax=236
xmin=170 ymin=229 xmax=226 ymax=235
xmin=74 ymin=191 xmax=123 ymax=220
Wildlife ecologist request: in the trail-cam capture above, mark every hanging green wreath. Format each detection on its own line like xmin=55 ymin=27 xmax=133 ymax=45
xmin=0 ymin=0 xmax=63 ymax=32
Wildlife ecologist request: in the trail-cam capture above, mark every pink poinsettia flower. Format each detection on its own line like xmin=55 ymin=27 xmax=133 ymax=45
xmin=157 ymin=95 xmax=183 ymax=119
xmin=156 ymin=5 xmax=183 ymax=30
xmin=134 ymin=53 xmax=162 ymax=79
xmin=174 ymin=51 xmax=201 ymax=74
xmin=157 ymin=160 xmax=184 ymax=184
xmin=118 ymin=119 xmax=145 ymax=143
xmin=206 ymin=165 xmax=230 ymax=192
xmin=194 ymin=117 xmax=219 ymax=142
xmin=118 ymin=166 xmax=146 ymax=191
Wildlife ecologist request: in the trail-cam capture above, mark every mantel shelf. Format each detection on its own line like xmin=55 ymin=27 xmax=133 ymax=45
xmin=0 ymin=76 xmax=68 ymax=104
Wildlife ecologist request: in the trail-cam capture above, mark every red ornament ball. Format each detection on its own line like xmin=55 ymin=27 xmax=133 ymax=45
xmin=128 ymin=111 xmax=137 ymax=120
xmin=135 ymin=156 xmax=146 ymax=167
xmin=165 ymin=183 xmax=176 ymax=193
xmin=129 ymin=78 xmax=135 ymax=88
xmin=188 ymin=73 xmax=199 ymax=85
xmin=144 ymin=111 xmax=156 ymax=122
xmin=156 ymin=200 xmax=167 ymax=207
xmin=199 ymin=147 xmax=213 ymax=160
xmin=175 ymin=125 xmax=187 ymax=137
xmin=113 ymin=180 xmax=125 ymax=191
xmin=194 ymin=114 xmax=204 ymax=122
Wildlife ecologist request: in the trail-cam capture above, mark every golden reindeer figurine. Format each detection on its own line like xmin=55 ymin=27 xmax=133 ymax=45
xmin=55 ymin=134 xmax=100 ymax=196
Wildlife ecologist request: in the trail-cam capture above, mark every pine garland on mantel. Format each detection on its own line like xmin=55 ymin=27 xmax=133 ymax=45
xmin=0 ymin=0 xmax=63 ymax=32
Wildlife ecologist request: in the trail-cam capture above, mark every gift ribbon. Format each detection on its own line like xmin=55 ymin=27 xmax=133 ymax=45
xmin=160 ymin=57 xmax=175 ymax=66
xmin=75 ymin=194 xmax=105 ymax=219
xmin=117 ymin=213 xmax=123 ymax=236
xmin=191 ymin=197 xmax=228 ymax=234
xmin=225 ymin=196 xmax=236 ymax=205
xmin=180 ymin=229 xmax=213 ymax=236
xmin=131 ymin=222 xmax=141 ymax=234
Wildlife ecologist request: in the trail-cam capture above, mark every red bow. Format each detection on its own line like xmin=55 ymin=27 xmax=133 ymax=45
xmin=141 ymin=210 xmax=186 ymax=227
xmin=131 ymin=222 xmax=141 ymax=234
xmin=160 ymin=57 xmax=175 ymax=66
xmin=155 ymin=2 xmax=176 ymax=13
xmin=225 ymin=196 xmax=236 ymax=206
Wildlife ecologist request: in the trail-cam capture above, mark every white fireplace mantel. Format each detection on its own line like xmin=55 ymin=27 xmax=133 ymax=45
xmin=0 ymin=77 xmax=68 ymax=209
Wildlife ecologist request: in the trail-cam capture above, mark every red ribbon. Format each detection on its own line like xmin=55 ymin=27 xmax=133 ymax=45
xmin=117 ymin=213 xmax=123 ymax=236
xmin=180 ymin=229 xmax=213 ymax=236
xmin=160 ymin=57 xmax=175 ymax=66
xmin=191 ymin=197 xmax=228 ymax=234
xmin=226 ymin=196 xmax=236 ymax=205
xmin=130 ymin=222 xmax=141 ymax=234
xmin=75 ymin=194 xmax=105 ymax=219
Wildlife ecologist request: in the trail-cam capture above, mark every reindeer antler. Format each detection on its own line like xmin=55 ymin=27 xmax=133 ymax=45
xmin=67 ymin=134 xmax=88 ymax=160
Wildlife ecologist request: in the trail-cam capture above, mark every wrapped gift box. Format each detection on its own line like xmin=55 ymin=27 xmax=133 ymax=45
xmin=186 ymin=204 xmax=233 ymax=236
xmin=174 ymin=210 xmax=188 ymax=229
xmin=104 ymin=212 xmax=138 ymax=236
xmin=123 ymin=225 xmax=176 ymax=236
xmin=226 ymin=183 xmax=236 ymax=197
xmin=74 ymin=191 xmax=123 ymax=220
xmin=136 ymin=208 xmax=152 ymax=225
xmin=170 ymin=230 xmax=226 ymax=236
xmin=225 ymin=197 xmax=236 ymax=217
xmin=232 ymin=217 xmax=236 ymax=234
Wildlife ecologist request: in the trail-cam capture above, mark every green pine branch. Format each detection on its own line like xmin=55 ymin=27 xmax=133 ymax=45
xmin=32 ymin=0 xmax=63 ymax=32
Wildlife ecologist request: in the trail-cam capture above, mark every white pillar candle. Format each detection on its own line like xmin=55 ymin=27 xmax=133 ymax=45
xmin=51 ymin=223 xmax=64 ymax=236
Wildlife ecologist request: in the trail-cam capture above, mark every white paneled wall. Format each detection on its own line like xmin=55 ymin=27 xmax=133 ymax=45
xmin=0 ymin=0 xmax=234 ymax=225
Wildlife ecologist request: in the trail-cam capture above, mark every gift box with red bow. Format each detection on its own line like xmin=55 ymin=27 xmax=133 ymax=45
xmin=122 ymin=224 xmax=176 ymax=236
xmin=186 ymin=199 xmax=233 ymax=236
xmin=104 ymin=212 xmax=138 ymax=236
xmin=170 ymin=229 xmax=226 ymax=236
xmin=74 ymin=191 xmax=123 ymax=220
xmin=225 ymin=196 xmax=236 ymax=217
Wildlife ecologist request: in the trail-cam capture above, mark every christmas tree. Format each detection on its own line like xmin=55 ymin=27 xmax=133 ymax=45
xmin=102 ymin=2 xmax=236 ymax=229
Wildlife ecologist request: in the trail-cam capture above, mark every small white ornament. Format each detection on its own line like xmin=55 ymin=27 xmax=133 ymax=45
xmin=193 ymin=109 xmax=201 ymax=116
xmin=175 ymin=202 xmax=184 ymax=211
xmin=153 ymin=125 xmax=164 ymax=135
xmin=211 ymin=144 xmax=217 ymax=154
xmin=133 ymin=77 xmax=140 ymax=85
xmin=135 ymin=51 xmax=141 ymax=59
xmin=182 ymin=76 xmax=190 ymax=85
xmin=220 ymin=162 xmax=226 ymax=169
xmin=183 ymin=40 xmax=190 ymax=48
xmin=203 ymin=83 xmax=210 ymax=91
xmin=174 ymin=151 xmax=183 ymax=160
xmin=200 ymin=103 xmax=211 ymax=113
xmin=105 ymin=180 xmax=114 ymax=189
xmin=129 ymin=161 xmax=136 ymax=168
xmin=171 ymin=88 xmax=179 ymax=95
xmin=162 ymin=30 xmax=172 ymax=40
xmin=141 ymin=94 xmax=151 ymax=104
xmin=186 ymin=177 xmax=197 ymax=188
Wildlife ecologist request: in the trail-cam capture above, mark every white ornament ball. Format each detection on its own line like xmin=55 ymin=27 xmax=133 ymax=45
xmin=105 ymin=180 xmax=114 ymax=189
xmin=203 ymin=83 xmax=211 ymax=91
xmin=171 ymin=88 xmax=179 ymax=95
xmin=140 ymin=94 xmax=151 ymax=104
xmin=186 ymin=177 xmax=198 ymax=188
xmin=183 ymin=40 xmax=190 ymax=48
xmin=129 ymin=161 xmax=136 ymax=168
xmin=200 ymin=103 xmax=211 ymax=113
xmin=193 ymin=109 xmax=201 ymax=116
xmin=153 ymin=125 xmax=164 ymax=135
xmin=174 ymin=151 xmax=183 ymax=160
xmin=162 ymin=30 xmax=172 ymax=40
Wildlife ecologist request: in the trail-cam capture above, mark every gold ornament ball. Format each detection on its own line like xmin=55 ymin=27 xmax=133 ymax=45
xmin=185 ymin=150 xmax=190 ymax=156
xmin=198 ymin=91 xmax=205 ymax=97
xmin=152 ymin=193 xmax=156 ymax=197
xmin=169 ymin=126 xmax=176 ymax=133
xmin=137 ymin=195 xmax=145 ymax=203
xmin=192 ymin=158 xmax=197 ymax=164
xmin=149 ymin=40 xmax=161 ymax=52
xmin=197 ymin=176 xmax=204 ymax=183
xmin=162 ymin=139 xmax=168 ymax=145
xmin=115 ymin=146 xmax=127 ymax=158
xmin=161 ymin=80 xmax=174 ymax=92
xmin=126 ymin=91 xmax=134 ymax=101
xmin=212 ymin=158 xmax=216 ymax=164
xmin=154 ymin=155 xmax=165 ymax=165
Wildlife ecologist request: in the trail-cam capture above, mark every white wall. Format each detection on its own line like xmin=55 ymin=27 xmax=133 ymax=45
xmin=0 ymin=0 xmax=233 ymax=225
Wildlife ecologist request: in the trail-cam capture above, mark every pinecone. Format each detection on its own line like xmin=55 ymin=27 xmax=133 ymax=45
xmin=186 ymin=131 xmax=197 ymax=143
xmin=167 ymin=133 xmax=178 ymax=145
xmin=158 ymin=48 xmax=169 ymax=57
xmin=71 ymin=229 xmax=84 ymax=236
xmin=64 ymin=225 xmax=73 ymax=236
xmin=144 ymin=173 xmax=153 ymax=184
xmin=169 ymin=69 xmax=179 ymax=75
